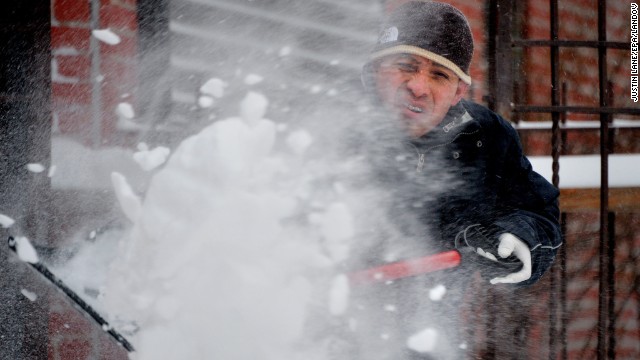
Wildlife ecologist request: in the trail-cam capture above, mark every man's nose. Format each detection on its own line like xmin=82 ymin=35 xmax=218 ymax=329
xmin=405 ymin=73 xmax=431 ymax=98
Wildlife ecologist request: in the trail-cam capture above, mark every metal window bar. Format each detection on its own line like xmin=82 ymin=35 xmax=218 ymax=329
xmin=90 ymin=0 xmax=103 ymax=147
xmin=487 ymin=0 xmax=640 ymax=359
xmin=548 ymin=1 xmax=561 ymax=358
xmin=560 ymin=80 xmax=568 ymax=360
xmin=560 ymin=212 xmax=568 ymax=360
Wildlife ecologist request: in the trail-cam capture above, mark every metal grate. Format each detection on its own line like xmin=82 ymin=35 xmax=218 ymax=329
xmin=488 ymin=0 xmax=640 ymax=359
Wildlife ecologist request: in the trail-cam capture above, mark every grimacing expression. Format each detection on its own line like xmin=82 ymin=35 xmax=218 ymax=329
xmin=374 ymin=54 xmax=469 ymax=138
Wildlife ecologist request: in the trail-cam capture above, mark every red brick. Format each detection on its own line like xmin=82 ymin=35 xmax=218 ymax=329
xmin=99 ymin=4 xmax=138 ymax=31
xmin=527 ymin=83 xmax=554 ymax=98
xmin=101 ymin=114 xmax=118 ymax=144
xmin=111 ymin=0 xmax=137 ymax=10
xmin=449 ymin=2 xmax=482 ymax=22
xmin=100 ymin=84 xmax=130 ymax=120
xmin=99 ymin=333 xmax=130 ymax=360
xmin=564 ymin=130 xmax=599 ymax=145
xmin=101 ymin=83 xmax=137 ymax=111
xmin=58 ymin=339 xmax=94 ymax=360
xmin=49 ymin=308 xmax=95 ymax=337
xmin=568 ymin=312 xmax=599 ymax=328
xmin=53 ymin=83 xmax=93 ymax=105
xmin=54 ymin=55 xmax=92 ymax=82
xmin=54 ymin=106 xmax=93 ymax=136
xmin=566 ymin=336 xmax=594 ymax=350
xmin=101 ymin=91 xmax=137 ymax=140
xmin=616 ymin=348 xmax=640 ymax=359
xmin=567 ymin=349 xmax=597 ymax=359
xmin=525 ymin=14 xmax=549 ymax=39
xmin=99 ymin=32 xmax=138 ymax=58
xmin=100 ymin=57 xmax=138 ymax=91
xmin=48 ymin=339 xmax=58 ymax=360
xmin=523 ymin=134 xmax=552 ymax=155
xmin=53 ymin=0 xmax=91 ymax=23
xmin=528 ymin=0 xmax=551 ymax=18
xmin=51 ymin=27 xmax=92 ymax=53
xmin=569 ymin=328 xmax=599 ymax=344
xmin=558 ymin=17 xmax=598 ymax=40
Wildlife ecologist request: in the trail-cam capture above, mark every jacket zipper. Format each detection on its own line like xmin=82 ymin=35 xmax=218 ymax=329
xmin=408 ymin=143 xmax=426 ymax=173
xmin=416 ymin=153 xmax=425 ymax=173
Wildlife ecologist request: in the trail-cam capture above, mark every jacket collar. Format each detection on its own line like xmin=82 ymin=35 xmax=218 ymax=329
xmin=407 ymin=101 xmax=479 ymax=152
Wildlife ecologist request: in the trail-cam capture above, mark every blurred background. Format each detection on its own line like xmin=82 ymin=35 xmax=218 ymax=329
xmin=0 ymin=0 xmax=638 ymax=358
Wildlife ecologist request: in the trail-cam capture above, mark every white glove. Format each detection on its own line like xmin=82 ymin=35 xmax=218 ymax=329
xmin=489 ymin=233 xmax=532 ymax=284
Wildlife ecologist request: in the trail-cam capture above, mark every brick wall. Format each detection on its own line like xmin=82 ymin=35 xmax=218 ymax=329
xmin=49 ymin=0 xmax=137 ymax=357
xmin=554 ymin=212 xmax=640 ymax=359
xmin=522 ymin=0 xmax=634 ymax=120
xmin=51 ymin=0 xmax=138 ymax=147
xmin=519 ymin=0 xmax=637 ymax=156
xmin=515 ymin=2 xmax=639 ymax=358
xmin=48 ymin=297 xmax=128 ymax=359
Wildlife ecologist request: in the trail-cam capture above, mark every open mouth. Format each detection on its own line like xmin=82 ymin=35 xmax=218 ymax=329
xmin=404 ymin=103 xmax=424 ymax=113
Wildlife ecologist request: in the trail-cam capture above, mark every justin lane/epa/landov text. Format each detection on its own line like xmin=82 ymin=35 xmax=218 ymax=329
xmin=632 ymin=3 xmax=638 ymax=102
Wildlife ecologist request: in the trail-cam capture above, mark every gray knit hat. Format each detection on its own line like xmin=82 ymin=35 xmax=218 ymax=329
xmin=367 ymin=1 xmax=474 ymax=85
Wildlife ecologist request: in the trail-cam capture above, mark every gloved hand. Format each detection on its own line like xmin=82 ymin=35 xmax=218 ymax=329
xmin=487 ymin=233 xmax=532 ymax=284
xmin=455 ymin=225 xmax=531 ymax=284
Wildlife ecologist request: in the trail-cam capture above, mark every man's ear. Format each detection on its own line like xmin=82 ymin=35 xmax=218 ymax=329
xmin=451 ymin=81 xmax=470 ymax=105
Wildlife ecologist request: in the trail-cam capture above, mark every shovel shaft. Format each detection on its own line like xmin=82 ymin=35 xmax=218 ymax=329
xmin=348 ymin=250 xmax=461 ymax=286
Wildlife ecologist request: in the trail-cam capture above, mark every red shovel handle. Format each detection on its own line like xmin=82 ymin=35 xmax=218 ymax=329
xmin=347 ymin=250 xmax=461 ymax=286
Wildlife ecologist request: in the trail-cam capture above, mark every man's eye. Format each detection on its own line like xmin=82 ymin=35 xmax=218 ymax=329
xmin=432 ymin=71 xmax=450 ymax=80
xmin=395 ymin=63 xmax=417 ymax=72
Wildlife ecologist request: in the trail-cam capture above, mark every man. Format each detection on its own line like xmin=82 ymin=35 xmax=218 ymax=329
xmin=361 ymin=0 xmax=562 ymax=285
xmin=347 ymin=1 xmax=563 ymax=358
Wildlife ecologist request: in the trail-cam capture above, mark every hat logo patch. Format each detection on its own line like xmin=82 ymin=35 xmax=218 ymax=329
xmin=378 ymin=26 xmax=398 ymax=44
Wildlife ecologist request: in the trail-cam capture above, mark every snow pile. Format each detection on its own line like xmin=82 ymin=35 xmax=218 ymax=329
xmin=103 ymin=91 xmax=359 ymax=359
xmin=51 ymin=78 xmax=466 ymax=358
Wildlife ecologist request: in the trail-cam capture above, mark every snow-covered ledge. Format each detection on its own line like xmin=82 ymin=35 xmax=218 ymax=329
xmin=514 ymin=119 xmax=640 ymax=130
xmin=529 ymin=154 xmax=640 ymax=189
xmin=50 ymin=136 xmax=639 ymax=192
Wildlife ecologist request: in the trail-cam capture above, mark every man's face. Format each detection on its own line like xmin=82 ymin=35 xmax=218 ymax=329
xmin=373 ymin=54 xmax=469 ymax=138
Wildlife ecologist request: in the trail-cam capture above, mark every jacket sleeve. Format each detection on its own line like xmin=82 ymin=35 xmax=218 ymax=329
xmin=490 ymin=120 xmax=563 ymax=286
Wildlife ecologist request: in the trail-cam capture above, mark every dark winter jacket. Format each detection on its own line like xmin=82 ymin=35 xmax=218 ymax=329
xmin=369 ymin=99 xmax=562 ymax=286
